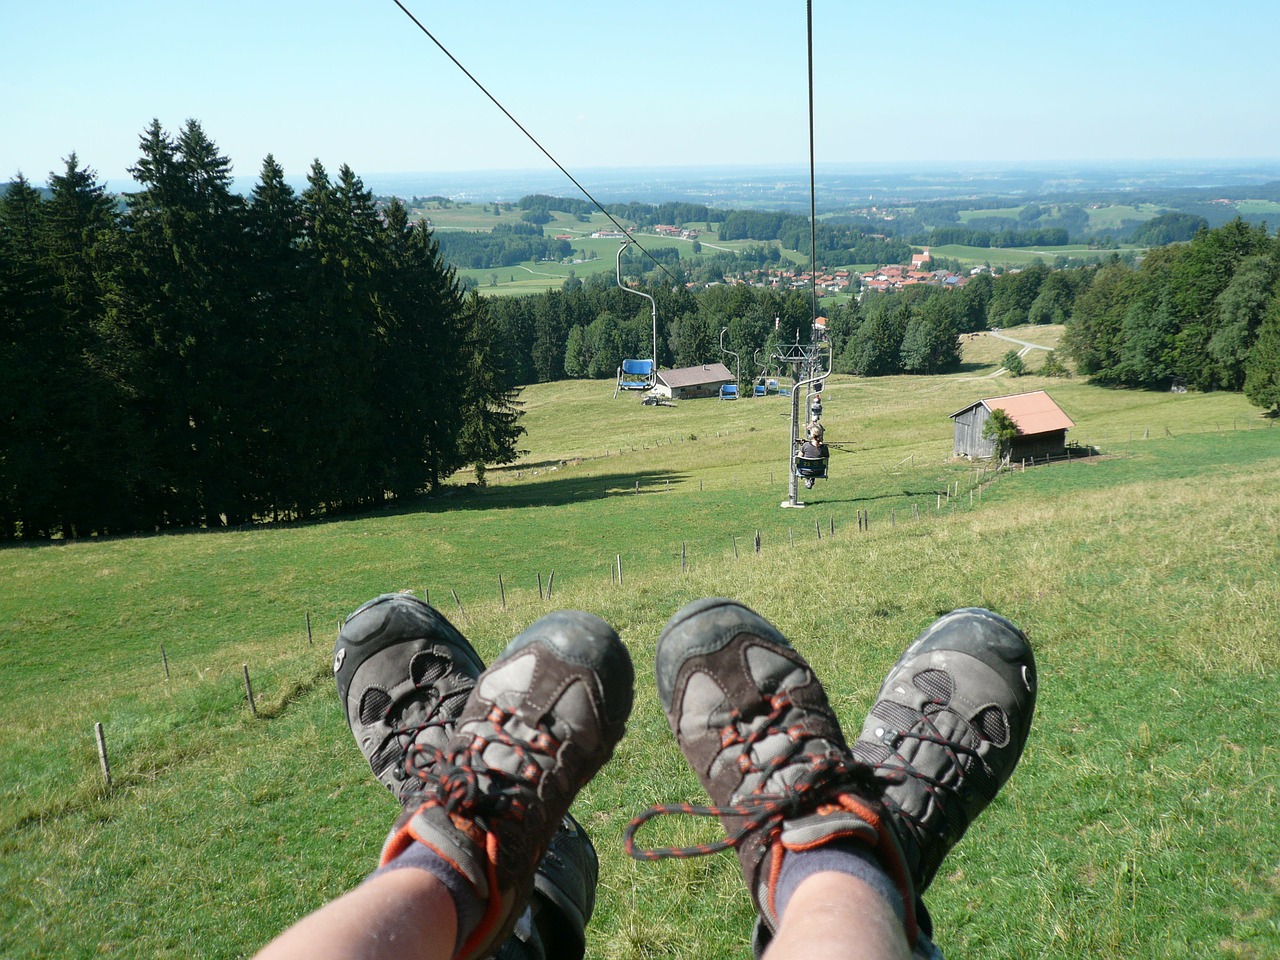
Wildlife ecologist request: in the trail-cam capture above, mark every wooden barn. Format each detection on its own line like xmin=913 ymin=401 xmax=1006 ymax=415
xmin=950 ymin=390 xmax=1075 ymax=460
xmin=650 ymin=363 xmax=735 ymax=400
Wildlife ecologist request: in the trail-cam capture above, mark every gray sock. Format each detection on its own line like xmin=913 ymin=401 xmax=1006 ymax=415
xmin=774 ymin=840 xmax=905 ymax=924
xmin=370 ymin=840 xmax=484 ymax=950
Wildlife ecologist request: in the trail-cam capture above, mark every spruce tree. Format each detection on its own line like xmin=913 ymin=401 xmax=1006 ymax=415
xmin=1244 ymin=297 xmax=1280 ymax=416
xmin=43 ymin=155 xmax=135 ymax=535
xmin=454 ymin=292 xmax=526 ymax=481
xmin=0 ymin=176 xmax=58 ymax=537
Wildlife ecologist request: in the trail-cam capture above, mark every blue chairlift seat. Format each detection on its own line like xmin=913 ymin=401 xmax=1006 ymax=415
xmin=617 ymin=358 xmax=654 ymax=392
xmin=753 ymin=381 xmax=767 ymax=397
xmin=719 ymin=383 xmax=738 ymax=400
xmin=794 ymin=454 xmax=829 ymax=479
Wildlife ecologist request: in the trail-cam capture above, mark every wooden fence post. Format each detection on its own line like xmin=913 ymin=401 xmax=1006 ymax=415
xmin=95 ymin=722 xmax=111 ymax=787
xmin=243 ymin=664 xmax=257 ymax=717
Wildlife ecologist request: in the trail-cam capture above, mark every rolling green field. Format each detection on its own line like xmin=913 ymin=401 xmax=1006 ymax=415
xmin=2 ymin=331 xmax=1277 ymax=958
xmin=418 ymin=198 xmax=1145 ymax=294
xmin=928 ymin=243 xmax=1141 ymax=270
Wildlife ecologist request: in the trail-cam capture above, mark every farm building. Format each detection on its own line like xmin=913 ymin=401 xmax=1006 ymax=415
xmin=950 ymin=390 xmax=1075 ymax=460
xmin=651 ymin=363 xmax=736 ymax=400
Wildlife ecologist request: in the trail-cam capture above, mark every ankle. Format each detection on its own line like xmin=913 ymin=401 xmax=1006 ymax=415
xmin=774 ymin=841 xmax=904 ymax=925
xmin=371 ymin=840 xmax=484 ymax=952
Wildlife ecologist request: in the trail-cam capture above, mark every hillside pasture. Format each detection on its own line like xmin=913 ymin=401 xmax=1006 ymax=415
xmin=1 ymin=359 xmax=1276 ymax=959
xmin=928 ymin=243 xmax=1136 ymax=270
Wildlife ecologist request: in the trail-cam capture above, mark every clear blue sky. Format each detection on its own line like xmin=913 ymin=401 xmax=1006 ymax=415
xmin=4 ymin=0 xmax=1277 ymax=188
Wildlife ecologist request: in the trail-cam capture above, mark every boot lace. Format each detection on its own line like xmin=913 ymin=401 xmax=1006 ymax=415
xmin=405 ymin=704 xmax=562 ymax=824
xmin=624 ymin=691 xmax=888 ymax=861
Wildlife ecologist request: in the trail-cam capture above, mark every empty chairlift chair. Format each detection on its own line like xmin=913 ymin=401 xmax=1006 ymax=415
xmin=720 ymin=383 xmax=739 ymax=400
xmin=615 ymin=358 xmax=655 ymax=397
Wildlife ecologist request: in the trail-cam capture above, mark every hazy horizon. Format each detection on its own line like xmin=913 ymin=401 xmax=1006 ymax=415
xmin=6 ymin=1 xmax=1279 ymax=190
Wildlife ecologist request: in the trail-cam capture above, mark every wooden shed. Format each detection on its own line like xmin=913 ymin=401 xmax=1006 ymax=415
xmin=950 ymin=390 xmax=1075 ymax=460
xmin=651 ymin=363 xmax=735 ymax=400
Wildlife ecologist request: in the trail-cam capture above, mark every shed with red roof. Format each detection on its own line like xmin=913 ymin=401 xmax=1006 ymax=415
xmin=949 ymin=390 xmax=1075 ymax=460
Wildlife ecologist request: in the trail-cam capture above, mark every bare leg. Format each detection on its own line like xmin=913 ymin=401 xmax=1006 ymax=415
xmin=764 ymin=871 xmax=911 ymax=960
xmin=254 ymin=869 xmax=457 ymax=960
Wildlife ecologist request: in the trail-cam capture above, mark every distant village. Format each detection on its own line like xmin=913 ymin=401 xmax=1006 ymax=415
xmin=585 ymin=227 xmax=978 ymax=298
xmin=712 ymin=248 xmax=975 ymax=298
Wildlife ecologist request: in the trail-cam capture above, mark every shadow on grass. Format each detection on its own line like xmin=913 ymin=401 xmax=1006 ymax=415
xmin=0 ymin=469 xmax=691 ymax=551
xmin=375 ymin=469 xmax=692 ymax=515
xmin=791 ymin=488 xmax=939 ymax=507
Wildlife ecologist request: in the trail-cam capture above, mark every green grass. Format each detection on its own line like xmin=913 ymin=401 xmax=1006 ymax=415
xmin=2 ymin=356 xmax=1278 ymax=958
xmin=929 ymin=244 xmax=1141 ymax=270
xmin=1083 ymin=204 xmax=1166 ymax=231
xmin=1234 ymin=200 xmax=1280 ymax=217
xmin=957 ymin=206 xmax=1024 ymax=222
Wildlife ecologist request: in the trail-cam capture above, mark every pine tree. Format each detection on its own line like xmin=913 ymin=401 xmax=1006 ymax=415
xmin=455 ymin=292 xmax=526 ymax=481
xmin=124 ymin=119 xmax=247 ymax=526
xmin=0 ymin=175 xmax=58 ymax=537
xmin=43 ymin=155 xmax=136 ymax=535
xmin=1244 ymin=297 xmax=1280 ymax=415
xmin=245 ymin=154 xmax=307 ymax=518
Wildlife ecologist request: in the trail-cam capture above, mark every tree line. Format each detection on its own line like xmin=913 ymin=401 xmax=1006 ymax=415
xmin=1061 ymin=219 xmax=1280 ymax=409
xmin=719 ymin=210 xmax=913 ymax=265
xmin=484 ymin=275 xmax=817 ymax=386
xmin=434 ymin=228 xmax=571 ymax=269
xmin=0 ymin=119 xmax=523 ymax=540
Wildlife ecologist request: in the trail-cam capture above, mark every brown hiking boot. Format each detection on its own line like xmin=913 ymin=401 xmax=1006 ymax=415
xmin=627 ymin=598 xmax=918 ymax=945
xmin=335 ymin=595 xmax=606 ymax=960
xmin=852 ymin=607 xmax=1037 ymax=895
xmin=334 ymin=594 xmax=484 ymax=801
xmin=381 ymin=610 xmax=633 ymax=960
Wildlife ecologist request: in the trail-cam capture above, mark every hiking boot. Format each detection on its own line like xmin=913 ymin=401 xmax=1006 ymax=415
xmin=630 ymin=598 xmax=917 ymax=944
xmin=381 ymin=610 xmax=633 ymax=960
xmin=334 ymin=593 xmax=484 ymax=800
xmin=496 ymin=813 xmax=599 ymax=960
xmin=851 ymin=608 xmax=1037 ymax=896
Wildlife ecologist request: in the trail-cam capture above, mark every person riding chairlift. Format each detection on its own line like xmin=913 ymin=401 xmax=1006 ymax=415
xmin=799 ymin=421 xmax=828 ymax=489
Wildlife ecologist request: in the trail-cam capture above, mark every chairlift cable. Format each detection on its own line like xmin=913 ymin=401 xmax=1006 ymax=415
xmin=390 ymin=1 xmax=678 ymax=284
xmin=806 ymin=0 xmax=819 ymax=327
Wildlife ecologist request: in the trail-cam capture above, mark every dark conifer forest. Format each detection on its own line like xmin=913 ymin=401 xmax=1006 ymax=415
xmin=0 ymin=120 xmax=522 ymax=539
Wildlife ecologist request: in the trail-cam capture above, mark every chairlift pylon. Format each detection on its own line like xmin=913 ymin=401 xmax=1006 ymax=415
xmin=612 ymin=239 xmax=658 ymax=400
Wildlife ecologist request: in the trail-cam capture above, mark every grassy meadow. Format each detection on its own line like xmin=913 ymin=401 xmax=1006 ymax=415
xmin=2 ymin=327 xmax=1277 ymax=958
